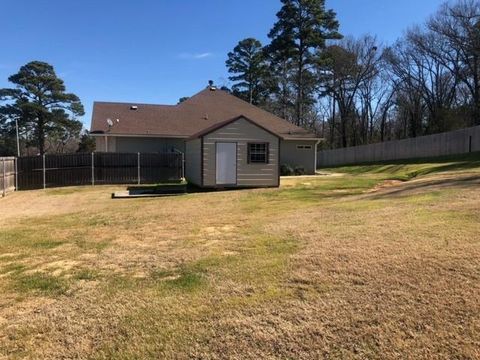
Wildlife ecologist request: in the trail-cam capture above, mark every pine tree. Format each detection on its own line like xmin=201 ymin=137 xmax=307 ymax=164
xmin=77 ymin=131 xmax=96 ymax=153
xmin=0 ymin=61 xmax=84 ymax=155
xmin=268 ymin=0 xmax=342 ymax=125
xmin=226 ymin=38 xmax=269 ymax=105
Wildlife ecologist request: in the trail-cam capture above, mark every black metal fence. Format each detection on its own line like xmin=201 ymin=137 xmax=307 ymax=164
xmin=16 ymin=152 xmax=183 ymax=190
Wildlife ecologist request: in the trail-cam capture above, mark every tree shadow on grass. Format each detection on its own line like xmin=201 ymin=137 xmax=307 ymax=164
xmin=407 ymin=160 xmax=480 ymax=178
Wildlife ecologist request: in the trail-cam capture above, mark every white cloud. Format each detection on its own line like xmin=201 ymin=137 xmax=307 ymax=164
xmin=178 ymin=52 xmax=213 ymax=59
xmin=194 ymin=52 xmax=213 ymax=59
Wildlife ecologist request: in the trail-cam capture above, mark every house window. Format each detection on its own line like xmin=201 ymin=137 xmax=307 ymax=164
xmin=248 ymin=143 xmax=269 ymax=164
xmin=297 ymin=145 xmax=312 ymax=150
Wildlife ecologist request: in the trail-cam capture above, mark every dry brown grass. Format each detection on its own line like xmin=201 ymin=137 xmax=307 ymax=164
xmin=0 ymin=165 xmax=479 ymax=359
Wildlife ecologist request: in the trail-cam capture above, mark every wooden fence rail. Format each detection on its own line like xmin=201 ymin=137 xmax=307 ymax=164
xmin=0 ymin=152 xmax=183 ymax=194
xmin=317 ymin=125 xmax=480 ymax=167
xmin=1 ymin=157 xmax=16 ymax=197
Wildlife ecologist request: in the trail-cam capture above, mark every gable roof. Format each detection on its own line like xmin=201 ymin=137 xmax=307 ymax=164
xmin=90 ymin=87 xmax=319 ymax=140
xmin=188 ymin=115 xmax=281 ymax=140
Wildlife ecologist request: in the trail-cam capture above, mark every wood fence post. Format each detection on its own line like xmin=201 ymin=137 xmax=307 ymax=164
xmin=91 ymin=152 xmax=95 ymax=186
xmin=137 ymin=152 xmax=141 ymax=185
xmin=43 ymin=154 xmax=46 ymax=189
xmin=2 ymin=158 xmax=5 ymax=197
xmin=15 ymin=157 xmax=18 ymax=191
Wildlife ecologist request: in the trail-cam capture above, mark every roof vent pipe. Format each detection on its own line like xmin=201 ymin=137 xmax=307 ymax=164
xmin=208 ymin=80 xmax=216 ymax=91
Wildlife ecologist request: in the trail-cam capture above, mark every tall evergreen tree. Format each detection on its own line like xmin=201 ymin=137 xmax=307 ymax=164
xmin=0 ymin=61 xmax=84 ymax=155
xmin=226 ymin=38 xmax=269 ymax=105
xmin=0 ymin=106 xmax=17 ymax=156
xmin=77 ymin=131 xmax=96 ymax=153
xmin=267 ymin=0 xmax=342 ymax=125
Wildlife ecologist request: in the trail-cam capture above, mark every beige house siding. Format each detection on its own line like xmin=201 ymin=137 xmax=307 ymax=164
xmin=280 ymin=140 xmax=318 ymax=174
xmin=185 ymin=138 xmax=202 ymax=186
xmin=202 ymin=117 xmax=279 ymax=187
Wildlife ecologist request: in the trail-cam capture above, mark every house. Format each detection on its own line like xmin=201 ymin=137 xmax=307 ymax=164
xmin=90 ymin=85 xmax=320 ymax=188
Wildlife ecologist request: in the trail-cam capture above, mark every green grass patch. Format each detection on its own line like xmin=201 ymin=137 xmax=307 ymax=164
xmin=0 ymin=228 xmax=65 ymax=252
xmin=74 ymin=237 xmax=111 ymax=252
xmin=322 ymin=152 xmax=480 ymax=180
xmin=0 ymin=253 xmax=25 ymax=263
xmin=0 ymin=262 xmax=26 ymax=275
xmin=92 ymin=231 xmax=299 ymax=359
xmin=246 ymin=179 xmax=374 ymax=212
xmin=85 ymin=215 xmax=113 ymax=227
xmin=152 ymin=264 xmax=208 ymax=292
xmin=12 ymin=272 xmax=68 ymax=296
xmin=245 ymin=176 xmax=384 ymax=210
xmin=104 ymin=275 xmax=142 ymax=294
xmin=403 ymin=191 xmax=443 ymax=204
xmin=72 ymin=268 xmax=100 ymax=281
xmin=31 ymin=240 xmax=65 ymax=249
xmin=45 ymin=187 xmax=93 ymax=196
xmin=162 ymin=270 xmax=204 ymax=291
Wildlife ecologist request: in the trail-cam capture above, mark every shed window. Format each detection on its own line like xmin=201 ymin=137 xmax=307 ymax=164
xmin=248 ymin=143 xmax=269 ymax=164
xmin=297 ymin=145 xmax=312 ymax=150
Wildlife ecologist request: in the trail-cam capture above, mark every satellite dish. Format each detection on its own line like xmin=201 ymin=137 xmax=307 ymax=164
xmin=107 ymin=118 xmax=113 ymax=127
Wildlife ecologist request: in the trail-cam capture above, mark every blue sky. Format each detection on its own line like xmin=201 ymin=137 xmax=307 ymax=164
xmin=1 ymin=0 xmax=445 ymax=128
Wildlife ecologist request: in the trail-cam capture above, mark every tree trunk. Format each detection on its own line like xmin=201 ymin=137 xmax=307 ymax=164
xmin=296 ymin=57 xmax=303 ymax=126
xmin=249 ymin=82 xmax=253 ymax=104
xmin=473 ymin=55 xmax=480 ymax=125
xmin=341 ymin=115 xmax=347 ymax=148
xmin=330 ymin=95 xmax=336 ymax=149
xmin=380 ymin=106 xmax=388 ymax=142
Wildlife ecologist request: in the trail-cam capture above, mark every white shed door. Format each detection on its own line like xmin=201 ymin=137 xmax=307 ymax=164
xmin=216 ymin=142 xmax=237 ymax=185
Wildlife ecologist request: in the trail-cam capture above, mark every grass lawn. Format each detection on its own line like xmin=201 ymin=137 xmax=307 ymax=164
xmin=1 ymin=156 xmax=480 ymax=359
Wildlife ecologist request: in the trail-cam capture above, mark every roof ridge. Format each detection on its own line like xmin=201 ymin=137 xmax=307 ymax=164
xmin=213 ymin=89 xmax=310 ymax=133
xmin=93 ymin=100 xmax=177 ymax=107
xmin=177 ymin=87 xmax=212 ymax=106
xmin=91 ymin=86 xmax=320 ymax=139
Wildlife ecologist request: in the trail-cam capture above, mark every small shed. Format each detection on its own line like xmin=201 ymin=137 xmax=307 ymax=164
xmin=185 ymin=115 xmax=280 ymax=188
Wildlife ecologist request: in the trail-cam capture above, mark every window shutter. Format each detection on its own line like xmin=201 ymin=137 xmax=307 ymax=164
xmin=247 ymin=144 xmax=251 ymax=164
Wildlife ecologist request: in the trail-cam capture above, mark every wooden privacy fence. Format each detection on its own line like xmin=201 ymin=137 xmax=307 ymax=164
xmin=1 ymin=157 xmax=17 ymax=197
xmin=318 ymin=125 xmax=480 ymax=167
xmin=15 ymin=152 xmax=183 ymax=190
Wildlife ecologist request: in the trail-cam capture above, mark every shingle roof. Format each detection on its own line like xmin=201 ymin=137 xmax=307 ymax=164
xmin=90 ymin=87 xmax=319 ymax=140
